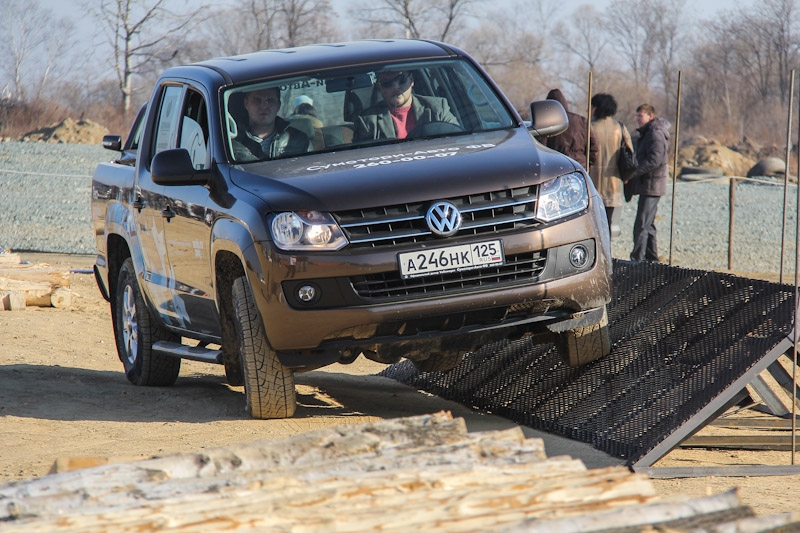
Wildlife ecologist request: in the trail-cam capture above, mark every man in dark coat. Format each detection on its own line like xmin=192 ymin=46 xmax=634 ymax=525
xmin=625 ymin=103 xmax=671 ymax=262
xmin=353 ymin=70 xmax=460 ymax=141
xmin=232 ymin=87 xmax=309 ymax=161
xmin=544 ymin=88 xmax=598 ymax=170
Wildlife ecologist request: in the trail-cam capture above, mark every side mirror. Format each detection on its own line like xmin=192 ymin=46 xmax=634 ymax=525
xmin=151 ymin=148 xmax=210 ymax=186
xmin=529 ymin=100 xmax=569 ymax=138
xmin=102 ymin=135 xmax=122 ymax=151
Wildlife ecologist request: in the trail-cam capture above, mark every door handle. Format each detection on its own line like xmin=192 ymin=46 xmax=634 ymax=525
xmin=132 ymin=196 xmax=144 ymax=212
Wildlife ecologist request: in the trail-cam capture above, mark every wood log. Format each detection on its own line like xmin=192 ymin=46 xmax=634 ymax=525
xmin=0 ymin=264 xmax=70 ymax=287
xmin=0 ymin=412 xmax=793 ymax=532
xmin=0 ymin=253 xmax=21 ymax=265
xmin=49 ymin=286 xmax=71 ymax=308
xmin=0 ymin=291 xmax=26 ymax=311
xmin=0 ymin=278 xmax=71 ymax=308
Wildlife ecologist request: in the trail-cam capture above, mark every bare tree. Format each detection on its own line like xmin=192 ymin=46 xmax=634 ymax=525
xmin=190 ymin=0 xmax=338 ymax=60
xmin=605 ymin=0 xmax=686 ymax=113
xmin=350 ymin=0 xmax=485 ymax=41
xmin=281 ymin=0 xmax=340 ymax=47
xmin=647 ymin=0 xmax=686 ymax=112
xmin=88 ymin=0 xmax=205 ymax=116
xmin=553 ymin=4 xmax=608 ymax=72
xmin=0 ymin=0 xmax=74 ymax=102
xmin=464 ymin=2 xmax=559 ymax=115
xmin=758 ymin=0 xmax=800 ymax=105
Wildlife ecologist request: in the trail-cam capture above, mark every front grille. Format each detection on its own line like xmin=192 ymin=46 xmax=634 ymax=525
xmin=335 ymin=186 xmax=540 ymax=249
xmin=351 ymin=251 xmax=547 ymax=301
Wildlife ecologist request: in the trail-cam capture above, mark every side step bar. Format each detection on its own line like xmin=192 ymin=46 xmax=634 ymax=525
xmin=153 ymin=341 xmax=223 ymax=365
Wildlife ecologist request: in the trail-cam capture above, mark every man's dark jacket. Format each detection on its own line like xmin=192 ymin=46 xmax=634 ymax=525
xmin=627 ymin=117 xmax=670 ymax=197
xmin=544 ymin=88 xmax=598 ymax=169
xmin=232 ymin=116 xmax=309 ymax=161
xmin=353 ymin=94 xmax=460 ymax=141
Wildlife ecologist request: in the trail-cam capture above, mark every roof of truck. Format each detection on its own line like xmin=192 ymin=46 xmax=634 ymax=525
xmin=162 ymin=40 xmax=464 ymax=87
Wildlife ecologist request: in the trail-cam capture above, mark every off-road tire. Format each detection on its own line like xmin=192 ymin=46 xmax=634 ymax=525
xmin=113 ymin=258 xmax=181 ymax=386
xmin=558 ymin=306 xmax=611 ymax=367
xmin=231 ymin=276 xmax=296 ymax=419
xmin=412 ymin=351 xmax=464 ymax=373
xmin=220 ymin=305 xmax=243 ymax=386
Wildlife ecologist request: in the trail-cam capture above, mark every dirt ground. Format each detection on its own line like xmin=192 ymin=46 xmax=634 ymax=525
xmin=3 ymin=253 xmax=800 ymax=519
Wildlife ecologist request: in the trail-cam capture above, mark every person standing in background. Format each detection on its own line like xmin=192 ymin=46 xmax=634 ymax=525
xmin=589 ymin=93 xmax=634 ymax=238
xmin=544 ymin=88 xmax=598 ymax=170
xmin=626 ymin=103 xmax=671 ymax=262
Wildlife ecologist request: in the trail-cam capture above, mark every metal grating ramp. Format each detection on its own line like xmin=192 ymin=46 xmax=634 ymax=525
xmin=380 ymin=259 xmax=797 ymax=468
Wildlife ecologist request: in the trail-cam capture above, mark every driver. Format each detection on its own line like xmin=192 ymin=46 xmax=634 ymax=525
xmin=231 ymin=87 xmax=309 ymax=161
xmin=353 ymin=70 xmax=460 ymax=141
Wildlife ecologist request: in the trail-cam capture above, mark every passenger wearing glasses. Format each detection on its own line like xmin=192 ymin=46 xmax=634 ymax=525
xmin=353 ymin=70 xmax=460 ymax=141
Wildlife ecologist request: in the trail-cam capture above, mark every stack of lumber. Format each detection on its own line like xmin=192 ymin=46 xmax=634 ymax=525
xmin=0 ymin=252 xmax=71 ymax=310
xmin=0 ymin=412 xmax=797 ymax=532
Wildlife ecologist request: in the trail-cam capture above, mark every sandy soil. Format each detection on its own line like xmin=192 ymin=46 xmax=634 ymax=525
xmin=3 ymin=253 xmax=800 ymax=518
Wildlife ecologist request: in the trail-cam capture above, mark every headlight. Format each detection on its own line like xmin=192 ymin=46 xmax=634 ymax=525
xmin=535 ymin=173 xmax=589 ymax=222
xmin=270 ymin=211 xmax=348 ymax=250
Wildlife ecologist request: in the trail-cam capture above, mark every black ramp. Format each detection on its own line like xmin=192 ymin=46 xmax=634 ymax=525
xmin=380 ymin=259 xmax=797 ymax=467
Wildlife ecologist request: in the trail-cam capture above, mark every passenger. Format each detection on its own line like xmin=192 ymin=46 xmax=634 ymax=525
xmin=290 ymin=102 xmax=324 ymax=129
xmin=352 ymin=70 xmax=460 ymax=141
xmin=232 ymin=87 xmax=309 ymax=161
xmin=290 ymin=95 xmax=324 ymax=127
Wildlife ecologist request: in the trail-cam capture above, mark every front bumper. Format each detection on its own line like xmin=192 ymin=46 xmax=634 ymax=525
xmin=248 ymin=206 xmax=612 ymax=354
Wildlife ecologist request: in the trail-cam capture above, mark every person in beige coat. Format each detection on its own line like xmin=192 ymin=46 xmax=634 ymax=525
xmin=589 ymin=93 xmax=634 ymax=238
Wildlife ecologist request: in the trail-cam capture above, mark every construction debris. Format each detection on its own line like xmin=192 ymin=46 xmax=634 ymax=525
xmin=0 ymin=250 xmax=72 ymax=310
xmin=0 ymin=412 xmax=797 ymax=532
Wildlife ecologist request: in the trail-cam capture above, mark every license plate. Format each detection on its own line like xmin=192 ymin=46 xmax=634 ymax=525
xmin=398 ymin=240 xmax=504 ymax=279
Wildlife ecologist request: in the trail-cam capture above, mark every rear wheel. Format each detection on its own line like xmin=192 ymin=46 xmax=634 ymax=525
xmin=558 ymin=306 xmax=611 ymax=367
xmin=113 ymin=258 xmax=181 ymax=386
xmin=231 ymin=276 xmax=296 ymax=419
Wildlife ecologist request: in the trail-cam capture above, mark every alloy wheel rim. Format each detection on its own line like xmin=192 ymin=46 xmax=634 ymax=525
xmin=122 ymin=284 xmax=138 ymax=365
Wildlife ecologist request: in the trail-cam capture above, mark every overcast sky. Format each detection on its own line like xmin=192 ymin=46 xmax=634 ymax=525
xmin=43 ymin=0 xmax=746 ymax=35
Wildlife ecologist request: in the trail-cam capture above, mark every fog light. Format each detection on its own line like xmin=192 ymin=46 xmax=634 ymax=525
xmin=569 ymin=245 xmax=588 ymax=268
xmin=297 ymin=285 xmax=317 ymax=303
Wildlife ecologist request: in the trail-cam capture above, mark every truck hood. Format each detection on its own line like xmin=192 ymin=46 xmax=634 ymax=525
xmin=227 ymin=128 xmax=580 ymax=212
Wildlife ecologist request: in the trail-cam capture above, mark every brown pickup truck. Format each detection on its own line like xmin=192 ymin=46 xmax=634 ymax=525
xmin=92 ymin=39 xmax=612 ymax=419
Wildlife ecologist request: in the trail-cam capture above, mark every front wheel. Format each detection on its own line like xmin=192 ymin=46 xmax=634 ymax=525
xmin=557 ymin=306 xmax=611 ymax=367
xmin=113 ymin=258 xmax=181 ymax=386
xmin=231 ymin=276 xmax=296 ymax=419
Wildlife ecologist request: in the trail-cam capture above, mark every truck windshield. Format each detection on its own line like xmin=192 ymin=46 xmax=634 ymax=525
xmin=223 ymin=58 xmax=516 ymax=163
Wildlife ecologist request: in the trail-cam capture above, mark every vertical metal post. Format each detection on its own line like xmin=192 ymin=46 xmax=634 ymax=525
xmin=728 ymin=178 xmax=735 ymax=271
xmin=781 ymin=71 xmax=795 ymax=285
xmin=793 ymin=94 xmax=800 ymax=465
xmin=586 ymin=71 xmax=593 ymax=171
xmin=669 ymin=71 xmax=682 ymax=266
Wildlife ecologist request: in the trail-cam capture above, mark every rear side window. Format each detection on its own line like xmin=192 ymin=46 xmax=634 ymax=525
xmin=153 ymin=85 xmax=183 ymax=155
xmin=223 ymin=58 xmax=516 ymax=163
xmin=151 ymin=85 xmax=210 ymax=171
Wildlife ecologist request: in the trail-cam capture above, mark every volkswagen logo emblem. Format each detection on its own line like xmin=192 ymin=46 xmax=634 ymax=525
xmin=426 ymin=201 xmax=462 ymax=237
